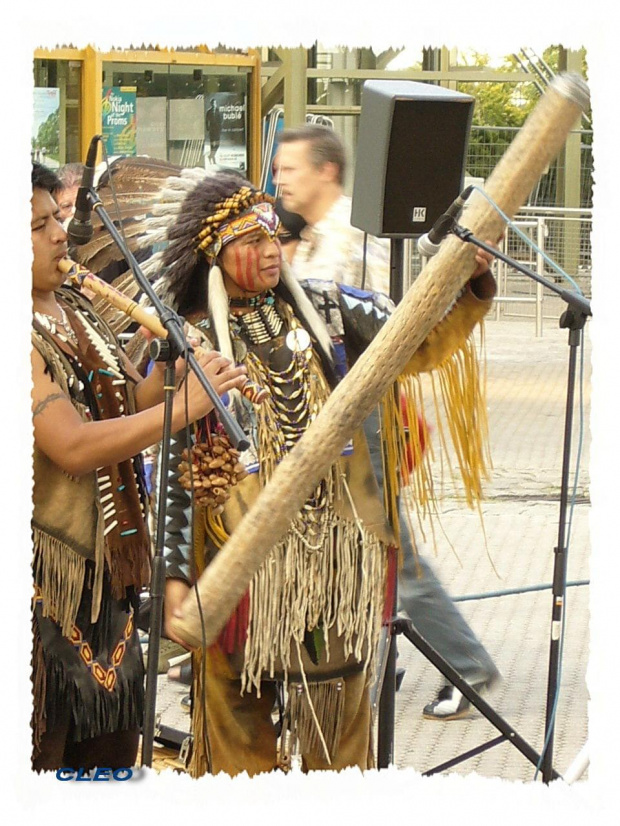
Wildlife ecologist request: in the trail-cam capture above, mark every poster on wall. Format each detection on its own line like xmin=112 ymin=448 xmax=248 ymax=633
xmin=204 ymin=92 xmax=247 ymax=172
xmin=102 ymin=86 xmax=137 ymax=157
xmin=32 ymin=87 xmax=60 ymax=168
xmin=136 ymin=97 xmax=168 ymax=160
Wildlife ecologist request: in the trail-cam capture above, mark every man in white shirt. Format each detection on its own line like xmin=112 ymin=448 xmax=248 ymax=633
xmin=273 ymin=124 xmax=500 ymax=720
xmin=274 ymin=125 xmax=390 ymax=295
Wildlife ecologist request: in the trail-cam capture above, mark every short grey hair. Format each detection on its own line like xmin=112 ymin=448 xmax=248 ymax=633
xmin=277 ymin=124 xmax=346 ymax=185
xmin=56 ymin=163 xmax=85 ymax=190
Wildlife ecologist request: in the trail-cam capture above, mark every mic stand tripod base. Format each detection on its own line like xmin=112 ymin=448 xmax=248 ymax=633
xmin=378 ymin=617 xmax=560 ymax=780
xmin=450 ymin=222 xmax=589 ymax=783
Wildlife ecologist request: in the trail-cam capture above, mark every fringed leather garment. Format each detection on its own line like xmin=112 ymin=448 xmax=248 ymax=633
xmin=31 ymin=286 xmax=151 ymax=755
xmin=165 ymin=295 xmax=395 ymax=775
xmin=164 ymin=273 xmax=493 ymax=775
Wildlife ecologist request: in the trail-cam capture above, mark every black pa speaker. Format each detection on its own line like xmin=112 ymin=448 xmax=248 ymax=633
xmin=351 ymin=80 xmax=475 ymax=238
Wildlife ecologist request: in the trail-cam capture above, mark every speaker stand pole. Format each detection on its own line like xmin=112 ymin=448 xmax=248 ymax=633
xmin=388 ymin=237 xmax=405 ymax=304
xmin=377 ymin=238 xmax=405 ymax=768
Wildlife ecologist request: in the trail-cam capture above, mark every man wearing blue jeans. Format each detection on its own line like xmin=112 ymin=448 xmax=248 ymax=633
xmin=274 ymin=123 xmax=501 ymax=719
xmin=363 ymin=409 xmax=500 ymax=718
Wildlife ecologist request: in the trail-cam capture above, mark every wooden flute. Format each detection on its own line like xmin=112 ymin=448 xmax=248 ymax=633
xmin=59 ymin=257 xmax=168 ymax=337
xmin=58 ymin=258 xmax=269 ymax=405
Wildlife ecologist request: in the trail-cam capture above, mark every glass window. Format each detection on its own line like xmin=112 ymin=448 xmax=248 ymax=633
xmin=101 ymin=62 xmax=250 ymax=173
xmin=32 ymin=59 xmax=82 ymax=167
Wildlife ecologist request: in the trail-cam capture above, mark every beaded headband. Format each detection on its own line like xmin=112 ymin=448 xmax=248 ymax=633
xmin=195 ymin=186 xmax=279 ymax=259
xmin=218 ymin=202 xmax=281 ymax=251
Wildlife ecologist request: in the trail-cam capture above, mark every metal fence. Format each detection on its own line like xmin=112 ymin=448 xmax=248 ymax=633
xmin=466 ymin=126 xmax=593 ymax=209
xmin=492 ymin=208 xmax=592 ymax=334
xmin=406 ymin=206 xmax=592 ymax=335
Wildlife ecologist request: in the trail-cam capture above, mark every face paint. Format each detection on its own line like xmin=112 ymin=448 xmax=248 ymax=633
xmin=247 ymin=245 xmax=262 ymax=290
xmin=223 ymin=233 xmax=281 ymax=296
xmin=233 ymin=246 xmax=245 ymax=289
xmin=232 ymin=244 xmax=261 ymax=292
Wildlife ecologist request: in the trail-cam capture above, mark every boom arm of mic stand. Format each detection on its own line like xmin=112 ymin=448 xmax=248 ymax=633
xmin=451 ymin=224 xmax=592 ymax=319
xmin=87 ymin=191 xmax=250 ymax=451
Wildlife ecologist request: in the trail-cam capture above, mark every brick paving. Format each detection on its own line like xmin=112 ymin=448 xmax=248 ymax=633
xmin=392 ymin=316 xmax=590 ymax=781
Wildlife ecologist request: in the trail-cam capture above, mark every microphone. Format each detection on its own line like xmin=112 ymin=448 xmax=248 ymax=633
xmin=417 ymin=185 xmax=474 ymax=258
xmin=66 ymin=135 xmax=101 ymax=246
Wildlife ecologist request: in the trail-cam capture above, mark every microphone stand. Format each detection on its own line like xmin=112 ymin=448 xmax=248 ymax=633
xmin=80 ymin=188 xmax=250 ymax=768
xmin=449 ymin=221 xmax=591 ymax=783
xmin=376 ymin=224 xmax=588 ymax=781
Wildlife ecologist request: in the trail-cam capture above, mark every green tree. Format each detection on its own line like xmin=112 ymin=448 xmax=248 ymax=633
xmin=451 ymin=52 xmax=531 ymax=182
xmin=34 ymin=109 xmax=60 ymax=158
xmin=455 ymin=48 xmax=590 ymax=205
xmin=457 ymin=52 xmax=532 ymax=128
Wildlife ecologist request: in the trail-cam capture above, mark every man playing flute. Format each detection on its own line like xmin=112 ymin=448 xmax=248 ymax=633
xmin=30 ymin=162 xmax=247 ymax=771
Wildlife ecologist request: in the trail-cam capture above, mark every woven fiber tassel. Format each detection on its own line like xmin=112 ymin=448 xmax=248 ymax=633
xmin=187 ymin=647 xmax=210 ymax=778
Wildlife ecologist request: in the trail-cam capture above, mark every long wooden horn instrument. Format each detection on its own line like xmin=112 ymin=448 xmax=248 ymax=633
xmin=171 ymin=73 xmax=590 ymax=648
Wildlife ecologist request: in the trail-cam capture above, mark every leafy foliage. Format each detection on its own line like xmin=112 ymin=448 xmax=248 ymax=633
xmin=33 ymin=109 xmax=60 ymax=158
xmin=453 ymin=47 xmax=590 ymax=198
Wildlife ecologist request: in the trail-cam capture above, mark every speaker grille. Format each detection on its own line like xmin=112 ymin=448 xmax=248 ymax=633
xmin=381 ymin=99 xmax=473 ymax=235
xmin=351 ymin=82 xmax=475 ymax=237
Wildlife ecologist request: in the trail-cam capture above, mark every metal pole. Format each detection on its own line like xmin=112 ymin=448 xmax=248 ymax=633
xmin=536 ymin=217 xmax=545 ymax=337
xmin=377 ymin=237 xmax=405 ymax=767
xmin=541 ymin=314 xmax=585 ymax=783
xmin=141 ymin=360 xmax=177 ymax=767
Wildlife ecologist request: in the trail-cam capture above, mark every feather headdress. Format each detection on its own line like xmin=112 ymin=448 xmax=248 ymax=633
xmin=71 ymin=155 xmax=194 ymax=331
xmin=72 ymin=158 xmax=336 ymax=381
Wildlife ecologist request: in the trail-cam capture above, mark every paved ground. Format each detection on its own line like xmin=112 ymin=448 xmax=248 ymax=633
xmin=390 ymin=312 xmax=590 ymax=782
xmin=147 ymin=312 xmax=591 ymax=784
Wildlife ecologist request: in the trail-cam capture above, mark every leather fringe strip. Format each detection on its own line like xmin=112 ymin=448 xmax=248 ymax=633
xmin=281 ymin=677 xmax=346 ymax=764
xmin=32 ymin=531 xmax=86 ymax=637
